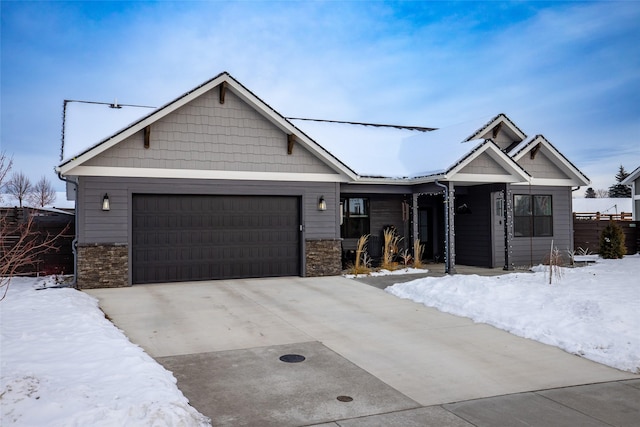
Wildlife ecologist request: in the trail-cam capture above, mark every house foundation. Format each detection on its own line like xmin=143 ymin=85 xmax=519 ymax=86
xmin=305 ymin=239 xmax=342 ymax=277
xmin=77 ymin=243 xmax=129 ymax=289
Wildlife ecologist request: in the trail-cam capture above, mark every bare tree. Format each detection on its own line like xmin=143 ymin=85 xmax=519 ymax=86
xmin=0 ymin=150 xmax=13 ymax=204
xmin=6 ymin=172 xmax=32 ymax=208
xmin=595 ymin=189 xmax=610 ymax=198
xmin=1 ymin=209 xmax=68 ymax=301
xmin=27 ymin=176 xmax=57 ymax=207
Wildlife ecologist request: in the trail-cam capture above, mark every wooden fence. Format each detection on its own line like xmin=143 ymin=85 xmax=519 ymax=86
xmin=573 ymin=218 xmax=639 ymax=255
xmin=573 ymin=212 xmax=633 ymax=221
xmin=1 ymin=207 xmax=75 ymax=276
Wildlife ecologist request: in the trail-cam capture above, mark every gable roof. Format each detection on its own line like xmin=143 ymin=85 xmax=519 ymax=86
xmin=57 ymin=72 xmax=357 ymax=180
xmin=621 ymin=165 xmax=640 ymax=185
xmin=56 ymin=72 xmax=588 ymax=188
xmin=293 ymin=114 xmax=530 ymax=184
xmin=509 ymin=135 xmax=590 ymax=186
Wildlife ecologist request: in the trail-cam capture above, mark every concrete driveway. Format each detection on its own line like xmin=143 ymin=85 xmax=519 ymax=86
xmin=86 ymin=276 xmax=638 ymax=426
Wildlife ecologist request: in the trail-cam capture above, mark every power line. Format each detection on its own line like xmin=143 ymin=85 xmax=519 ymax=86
xmin=287 ymin=117 xmax=437 ymax=132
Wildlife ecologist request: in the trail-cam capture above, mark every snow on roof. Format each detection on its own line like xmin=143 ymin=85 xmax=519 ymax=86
xmin=62 ymin=101 xmax=154 ymax=162
xmin=292 ymin=115 xmax=498 ymax=179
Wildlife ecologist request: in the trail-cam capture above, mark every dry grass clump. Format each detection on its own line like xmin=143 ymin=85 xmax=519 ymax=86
xmin=381 ymin=228 xmax=402 ymax=271
xmin=350 ymin=234 xmax=371 ymax=275
xmin=413 ymin=239 xmax=425 ymax=269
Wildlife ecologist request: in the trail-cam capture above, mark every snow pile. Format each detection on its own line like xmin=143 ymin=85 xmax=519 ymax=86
xmin=386 ymin=256 xmax=640 ymax=373
xmin=0 ymin=277 xmax=210 ymax=426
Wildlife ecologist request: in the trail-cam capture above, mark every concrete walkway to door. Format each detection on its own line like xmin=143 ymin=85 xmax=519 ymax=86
xmin=85 ymin=276 xmax=638 ymax=426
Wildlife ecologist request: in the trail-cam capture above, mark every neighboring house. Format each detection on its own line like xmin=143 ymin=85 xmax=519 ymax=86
xmin=56 ymin=72 xmax=590 ymax=288
xmin=621 ymin=166 xmax=640 ymax=220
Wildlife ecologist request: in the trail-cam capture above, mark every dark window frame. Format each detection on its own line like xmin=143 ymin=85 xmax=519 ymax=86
xmin=513 ymin=194 xmax=553 ymax=237
xmin=340 ymin=197 xmax=370 ymax=238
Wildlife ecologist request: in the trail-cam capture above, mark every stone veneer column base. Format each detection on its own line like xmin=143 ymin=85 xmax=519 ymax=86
xmin=305 ymin=239 xmax=342 ymax=277
xmin=77 ymin=243 xmax=129 ymax=289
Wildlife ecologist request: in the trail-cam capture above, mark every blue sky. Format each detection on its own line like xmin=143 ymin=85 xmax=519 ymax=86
xmin=1 ymin=0 xmax=639 ymax=196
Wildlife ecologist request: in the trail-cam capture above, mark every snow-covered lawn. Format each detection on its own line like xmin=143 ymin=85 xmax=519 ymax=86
xmin=386 ymin=255 xmax=640 ymax=374
xmin=0 ymin=277 xmax=210 ymax=427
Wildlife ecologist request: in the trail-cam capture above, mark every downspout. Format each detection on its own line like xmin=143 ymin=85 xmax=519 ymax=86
xmin=57 ymin=172 xmax=78 ymax=289
xmin=434 ymin=180 xmax=451 ymax=274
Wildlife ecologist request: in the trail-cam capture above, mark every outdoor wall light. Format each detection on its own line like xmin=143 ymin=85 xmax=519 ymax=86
xmin=102 ymin=193 xmax=110 ymax=211
xmin=318 ymin=196 xmax=327 ymax=211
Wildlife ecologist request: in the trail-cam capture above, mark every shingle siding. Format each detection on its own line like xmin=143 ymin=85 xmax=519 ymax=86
xmin=84 ymin=89 xmax=337 ymax=175
xmin=459 ymin=154 xmax=506 ymax=175
xmin=516 ymin=151 xmax=568 ymax=179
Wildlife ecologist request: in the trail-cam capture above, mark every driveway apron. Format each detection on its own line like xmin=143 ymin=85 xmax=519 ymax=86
xmin=86 ymin=277 xmax=637 ymax=425
xmin=86 ymin=276 xmax=635 ymax=408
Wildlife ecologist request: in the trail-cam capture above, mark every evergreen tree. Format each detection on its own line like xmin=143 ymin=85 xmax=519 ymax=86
xmin=599 ymin=221 xmax=626 ymax=259
xmin=584 ymin=187 xmax=596 ymax=198
xmin=608 ymin=165 xmax=631 ymax=198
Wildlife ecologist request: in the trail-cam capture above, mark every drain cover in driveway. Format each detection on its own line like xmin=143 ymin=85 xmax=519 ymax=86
xmin=157 ymin=341 xmax=418 ymax=427
xmin=279 ymin=354 xmax=305 ymax=363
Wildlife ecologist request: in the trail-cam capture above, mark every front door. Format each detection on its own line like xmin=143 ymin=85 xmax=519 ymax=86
xmin=418 ymin=207 xmax=434 ymax=260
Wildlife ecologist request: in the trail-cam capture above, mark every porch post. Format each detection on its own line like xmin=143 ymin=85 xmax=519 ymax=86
xmin=448 ymin=181 xmax=456 ymax=274
xmin=412 ymin=193 xmax=419 ymax=246
xmin=503 ymin=184 xmax=513 ymax=270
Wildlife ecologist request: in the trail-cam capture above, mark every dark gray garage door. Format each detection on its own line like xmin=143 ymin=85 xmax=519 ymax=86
xmin=132 ymin=194 xmax=300 ymax=284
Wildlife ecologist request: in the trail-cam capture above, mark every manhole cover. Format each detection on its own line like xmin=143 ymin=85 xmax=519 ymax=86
xmin=279 ymin=354 xmax=306 ymax=363
xmin=337 ymin=395 xmax=353 ymax=402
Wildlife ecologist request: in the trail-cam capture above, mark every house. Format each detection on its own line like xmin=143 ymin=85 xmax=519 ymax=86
xmin=621 ymin=166 xmax=640 ymax=220
xmin=56 ymin=72 xmax=590 ymax=288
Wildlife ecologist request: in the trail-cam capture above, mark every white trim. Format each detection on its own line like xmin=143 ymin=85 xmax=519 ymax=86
xmin=447 ymin=173 xmax=527 ymax=183
xmin=512 ymin=178 xmax=584 ymax=186
xmin=447 ymin=141 xmax=531 ymax=183
xmin=61 ymin=166 xmax=349 ymax=182
xmin=511 ymin=135 xmax=590 ymax=186
xmin=466 ymin=114 xmax=527 ymax=142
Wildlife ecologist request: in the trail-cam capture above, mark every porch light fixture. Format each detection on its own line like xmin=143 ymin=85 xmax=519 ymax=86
xmin=318 ymin=196 xmax=327 ymax=211
xmin=102 ymin=193 xmax=110 ymax=211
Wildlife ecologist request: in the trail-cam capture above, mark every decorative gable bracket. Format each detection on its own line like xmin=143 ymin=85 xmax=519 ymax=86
xmin=219 ymin=82 xmax=227 ymax=104
xmin=144 ymin=125 xmax=151 ymax=149
xmin=287 ymin=134 xmax=296 ymax=155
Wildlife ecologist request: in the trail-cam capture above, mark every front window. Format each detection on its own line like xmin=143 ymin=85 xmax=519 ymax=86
xmin=341 ymin=198 xmax=370 ymax=238
xmin=514 ymin=195 xmax=552 ymax=237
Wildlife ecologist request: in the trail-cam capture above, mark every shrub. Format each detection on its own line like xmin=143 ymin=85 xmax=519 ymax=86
xmin=599 ymin=221 xmax=626 ymax=259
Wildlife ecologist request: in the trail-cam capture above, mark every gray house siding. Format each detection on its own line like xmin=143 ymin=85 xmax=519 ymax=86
xmin=84 ymin=89 xmax=337 ymax=175
xmin=75 ymin=176 xmax=340 ymax=286
xmin=78 ymin=176 xmax=339 ymax=244
xmin=459 ymin=154 xmax=507 ymax=175
xmin=516 ymin=151 xmax=569 ymax=180
xmin=509 ymin=185 xmax=573 ymax=267
xmin=454 ymin=185 xmax=492 ymax=267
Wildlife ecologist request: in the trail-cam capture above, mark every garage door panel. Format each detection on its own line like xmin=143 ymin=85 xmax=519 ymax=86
xmin=132 ymin=195 xmax=300 ymax=284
